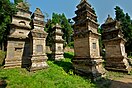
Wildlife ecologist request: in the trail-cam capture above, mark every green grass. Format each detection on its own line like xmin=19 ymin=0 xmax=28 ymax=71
xmin=106 ymin=71 xmax=125 ymax=80
xmin=0 ymin=50 xmax=6 ymax=66
xmin=0 ymin=52 xmax=98 ymax=88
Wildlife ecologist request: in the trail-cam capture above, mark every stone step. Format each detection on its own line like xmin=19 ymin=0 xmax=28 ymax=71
xmin=5 ymin=61 xmax=21 ymax=64
xmin=4 ymin=63 xmax=21 ymax=68
xmin=105 ymin=67 xmax=129 ymax=72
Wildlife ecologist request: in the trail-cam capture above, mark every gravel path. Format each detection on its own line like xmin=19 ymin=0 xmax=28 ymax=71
xmin=109 ymin=75 xmax=132 ymax=88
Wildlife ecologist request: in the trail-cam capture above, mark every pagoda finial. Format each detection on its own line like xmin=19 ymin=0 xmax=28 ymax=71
xmin=34 ymin=8 xmax=43 ymax=15
xmin=16 ymin=2 xmax=29 ymax=11
xmin=80 ymin=0 xmax=87 ymax=3
xmin=105 ymin=14 xmax=114 ymax=23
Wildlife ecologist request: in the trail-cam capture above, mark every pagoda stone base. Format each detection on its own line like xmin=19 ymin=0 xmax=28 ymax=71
xmin=4 ymin=59 xmax=22 ymax=68
xmin=72 ymin=57 xmax=105 ymax=81
xmin=105 ymin=56 xmax=131 ymax=72
xmin=29 ymin=55 xmax=48 ymax=71
xmin=52 ymin=53 xmax=64 ymax=61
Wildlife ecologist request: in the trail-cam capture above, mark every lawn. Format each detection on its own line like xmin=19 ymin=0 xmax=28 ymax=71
xmin=0 ymin=52 xmax=98 ymax=88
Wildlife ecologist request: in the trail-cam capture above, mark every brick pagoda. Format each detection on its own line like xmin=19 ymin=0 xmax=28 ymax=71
xmin=29 ymin=8 xmax=48 ymax=71
xmin=101 ymin=15 xmax=131 ymax=72
xmin=72 ymin=0 xmax=105 ymax=80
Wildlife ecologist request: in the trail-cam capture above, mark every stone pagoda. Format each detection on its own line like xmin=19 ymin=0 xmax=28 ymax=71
xmin=101 ymin=15 xmax=131 ymax=72
xmin=72 ymin=0 xmax=105 ymax=80
xmin=5 ymin=2 xmax=32 ymax=68
xmin=52 ymin=23 xmax=64 ymax=61
xmin=29 ymin=8 xmax=48 ymax=71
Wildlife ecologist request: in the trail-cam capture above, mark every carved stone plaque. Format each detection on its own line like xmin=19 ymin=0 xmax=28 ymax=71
xmin=93 ymin=43 xmax=96 ymax=49
xmin=8 ymin=50 xmax=14 ymax=59
xmin=36 ymin=45 xmax=43 ymax=52
xmin=58 ymin=46 xmax=61 ymax=51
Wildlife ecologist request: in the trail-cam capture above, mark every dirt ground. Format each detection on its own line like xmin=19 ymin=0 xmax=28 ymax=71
xmin=109 ymin=75 xmax=132 ymax=88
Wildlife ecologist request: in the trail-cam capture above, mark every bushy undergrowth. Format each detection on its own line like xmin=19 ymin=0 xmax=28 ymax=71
xmin=0 ymin=52 xmax=97 ymax=88
xmin=0 ymin=50 xmax=6 ymax=66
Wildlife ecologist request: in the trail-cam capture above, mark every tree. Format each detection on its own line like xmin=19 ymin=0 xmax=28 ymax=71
xmin=45 ymin=19 xmax=54 ymax=47
xmin=0 ymin=0 xmax=17 ymax=50
xmin=115 ymin=6 xmax=132 ymax=55
xmin=45 ymin=13 xmax=73 ymax=48
xmin=52 ymin=13 xmax=61 ymax=25
xmin=115 ymin=6 xmax=125 ymax=21
xmin=61 ymin=13 xmax=73 ymax=45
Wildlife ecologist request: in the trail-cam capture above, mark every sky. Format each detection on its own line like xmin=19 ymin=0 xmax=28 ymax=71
xmin=10 ymin=0 xmax=132 ymax=25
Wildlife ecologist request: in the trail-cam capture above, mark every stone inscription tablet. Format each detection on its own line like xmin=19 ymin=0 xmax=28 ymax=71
xmin=36 ymin=45 xmax=43 ymax=53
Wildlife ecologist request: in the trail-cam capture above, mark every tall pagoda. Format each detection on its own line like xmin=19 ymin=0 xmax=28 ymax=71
xmin=72 ymin=0 xmax=105 ymax=80
xmin=29 ymin=8 xmax=48 ymax=71
xmin=5 ymin=2 xmax=32 ymax=68
xmin=101 ymin=15 xmax=131 ymax=72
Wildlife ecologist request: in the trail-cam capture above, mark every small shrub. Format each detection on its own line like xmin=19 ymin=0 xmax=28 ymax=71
xmin=64 ymin=52 xmax=74 ymax=59
xmin=128 ymin=56 xmax=132 ymax=58
xmin=67 ymin=42 xmax=74 ymax=48
xmin=0 ymin=50 xmax=6 ymax=66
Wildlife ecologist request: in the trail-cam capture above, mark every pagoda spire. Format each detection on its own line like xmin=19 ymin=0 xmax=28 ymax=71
xmin=72 ymin=0 xmax=105 ymax=81
xmin=77 ymin=0 xmax=91 ymax=9
xmin=80 ymin=0 xmax=87 ymax=3
xmin=105 ymin=15 xmax=114 ymax=23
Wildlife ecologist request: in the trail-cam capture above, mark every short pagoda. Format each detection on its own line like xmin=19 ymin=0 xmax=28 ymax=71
xmin=72 ymin=0 xmax=105 ymax=80
xmin=101 ymin=15 xmax=131 ymax=72
xmin=52 ymin=23 xmax=64 ymax=61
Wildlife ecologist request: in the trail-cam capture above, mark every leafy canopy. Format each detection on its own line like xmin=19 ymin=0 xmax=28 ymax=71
xmin=45 ymin=13 xmax=73 ymax=47
xmin=0 ymin=0 xmax=17 ymax=43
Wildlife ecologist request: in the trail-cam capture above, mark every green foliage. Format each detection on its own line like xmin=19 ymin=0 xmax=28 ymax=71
xmin=64 ymin=52 xmax=74 ymax=59
xmin=61 ymin=13 xmax=73 ymax=44
xmin=115 ymin=6 xmax=132 ymax=54
xmin=106 ymin=71 xmax=126 ymax=80
xmin=115 ymin=6 xmax=125 ymax=21
xmin=52 ymin=13 xmax=61 ymax=25
xmin=98 ymin=28 xmax=105 ymax=57
xmin=0 ymin=0 xmax=17 ymax=48
xmin=45 ymin=19 xmax=54 ymax=47
xmin=0 ymin=50 xmax=6 ymax=66
xmin=128 ymin=52 xmax=132 ymax=58
xmin=67 ymin=42 xmax=74 ymax=48
xmin=45 ymin=13 xmax=73 ymax=47
xmin=0 ymin=52 xmax=97 ymax=88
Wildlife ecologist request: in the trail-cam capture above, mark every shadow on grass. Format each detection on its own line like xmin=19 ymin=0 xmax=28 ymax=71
xmin=47 ymin=52 xmax=113 ymax=88
xmin=53 ymin=60 xmax=74 ymax=73
xmin=53 ymin=52 xmax=74 ymax=73
xmin=94 ymin=78 xmax=111 ymax=88
xmin=47 ymin=52 xmax=74 ymax=73
xmin=0 ymin=77 xmax=7 ymax=88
